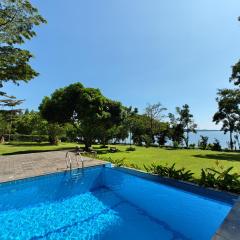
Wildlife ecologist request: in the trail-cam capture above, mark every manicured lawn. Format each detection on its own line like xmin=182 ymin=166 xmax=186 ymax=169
xmin=0 ymin=142 xmax=240 ymax=179
xmin=96 ymin=145 xmax=240 ymax=178
xmin=0 ymin=142 xmax=77 ymax=155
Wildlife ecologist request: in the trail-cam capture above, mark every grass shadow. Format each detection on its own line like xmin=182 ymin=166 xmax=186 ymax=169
xmin=193 ymin=153 xmax=240 ymax=162
xmin=5 ymin=142 xmax=52 ymax=147
xmin=2 ymin=147 xmax=75 ymax=156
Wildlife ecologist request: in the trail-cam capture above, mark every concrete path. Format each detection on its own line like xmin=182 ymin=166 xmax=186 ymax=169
xmin=0 ymin=151 xmax=106 ymax=183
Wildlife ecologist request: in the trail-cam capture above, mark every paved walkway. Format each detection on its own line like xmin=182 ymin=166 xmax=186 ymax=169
xmin=0 ymin=151 xmax=106 ymax=183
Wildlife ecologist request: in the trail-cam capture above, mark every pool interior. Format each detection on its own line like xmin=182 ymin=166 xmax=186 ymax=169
xmin=0 ymin=166 xmax=235 ymax=240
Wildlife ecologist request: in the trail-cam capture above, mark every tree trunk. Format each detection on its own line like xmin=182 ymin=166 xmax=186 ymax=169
xmin=84 ymin=138 xmax=92 ymax=152
xmin=230 ymin=131 xmax=233 ymax=151
xmin=186 ymin=130 xmax=189 ymax=148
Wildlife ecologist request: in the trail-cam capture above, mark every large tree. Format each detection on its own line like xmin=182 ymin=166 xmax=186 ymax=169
xmin=144 ymin=102 xmax=167 ymax=142
xmin=213 ymin=89 xmax=240 ymax=150
xmin=39 ymin=83 xmax=123 ymax=150
xmin=0 ymin=0 xmax=46 ymax=103
xmin=177 ymin=104 xmax=197 ymax=148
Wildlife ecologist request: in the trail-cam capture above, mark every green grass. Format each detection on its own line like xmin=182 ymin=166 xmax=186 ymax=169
xmin=96 ymin=145 xmax=240 ymax=178
xmin=0 ymin=142 xmax=78 ymax=155
xmin=1 ymin=142 xmax=240 ymax=179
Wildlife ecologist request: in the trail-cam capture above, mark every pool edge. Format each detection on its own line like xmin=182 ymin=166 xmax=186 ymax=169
xmin=212 ymin=197 xmax=240 ymax=240
xmin=109 ymin=166 xmax=240 ymax=240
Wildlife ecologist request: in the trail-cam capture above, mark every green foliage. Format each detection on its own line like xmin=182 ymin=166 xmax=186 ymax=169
xmin=47 ymin=123 xmax=65 ymax=145
xmin=172 ymin=141 xmax=179 ymax=148
xmin=198 ymin=135 xmax=208 ymax=150
xmin=189 ymin=143 xmax=195 ymax=149
xmin=213 ymin=89 xmax=240 ymax=150
xmin=199 ymin=166 xmax=240 ymax=193
xmin=15 ymin=110 xmax=47 ymax=135
xmin=0 ymin=0 xmax=47 ymax=45
xmin=39 ymin=83 xmax=124 ymax=150
xmin=2 ymin=134 xmax=48 ymax=142
xmin=144 ymin=163 xmax=194 ymax=181
xmin=144 ymin=102 xmax=167 ymax=141
xmin=230 ymin=60 xmax=240 ymax=86
xmin=101 ymin=157 xmax=125 ymax=167
xmin=211 ymin=139 xmax=222 ymax=151
xmin=0 ymin=0 xmax=46 ymax=98
xmin=168 ymin=113 xmax=184 ymax=145
xmin=126 ymin=146 xmax=136 ymax=151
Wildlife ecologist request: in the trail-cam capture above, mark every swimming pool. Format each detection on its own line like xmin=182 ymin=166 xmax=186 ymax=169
xmin=0 ymin=165 xmax=235 ymax=240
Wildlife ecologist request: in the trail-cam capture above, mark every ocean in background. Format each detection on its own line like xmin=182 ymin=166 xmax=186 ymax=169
xmin=188 ymin=130 xmax=230 ymax=149
xmin=122 ymin=130 xmax=232 ymax=149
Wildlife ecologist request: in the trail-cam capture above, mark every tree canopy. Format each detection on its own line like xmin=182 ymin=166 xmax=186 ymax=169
xmin=213 ymin=89 xmax=240 ymax=150
xmin=0 ymin=0 xmax=46 ymax=105
xmin=39 ymin=83 xmax=123 ymax=149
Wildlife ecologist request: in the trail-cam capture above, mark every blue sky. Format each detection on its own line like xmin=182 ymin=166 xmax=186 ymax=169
xmin=3 ymin=0 xmax=240 ymax=129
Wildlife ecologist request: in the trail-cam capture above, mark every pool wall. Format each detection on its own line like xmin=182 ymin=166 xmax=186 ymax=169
xmin=109 ymin=166 xmax=240 ymax=240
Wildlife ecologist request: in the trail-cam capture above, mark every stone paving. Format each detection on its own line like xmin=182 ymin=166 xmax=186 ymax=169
xmin=212 ymin=197 xmax=240 ymax=240
xmin=0 ymin=151 xmax=106 ymax=183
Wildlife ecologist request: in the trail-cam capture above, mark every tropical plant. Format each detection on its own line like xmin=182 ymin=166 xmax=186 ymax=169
xmin=199 ymin=167 xmax=240 ymax=193
xmin=144 ymin=163 xmax=194 ymax=181
xmin=213 ymin=89 xmax=240 ymax=150
xmin=198 ymin=135 xmax=209 ymax=150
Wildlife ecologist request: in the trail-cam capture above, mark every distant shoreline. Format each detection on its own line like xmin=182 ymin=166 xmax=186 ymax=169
xmin=196 ymin=129 xmax=221 ymax=131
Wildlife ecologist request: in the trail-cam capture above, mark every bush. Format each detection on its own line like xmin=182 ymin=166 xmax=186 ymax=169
xmin=3 ymin=134 xmax=49 ymax=142
xmin=126 ymin=147 xmax=136 ymax=151
xmin=189 ymin=143 xmax=196 ymax=149
xmin=125 ymin=163 xmax=141 ymax=170
xmin=173 ymin=141 xmax=179 ymax=148
xmin=199 ymin=167 xmax=240 ymax=193
xmin=211 ymin=139 xmax=222 ymax=151
xmin=198 ymin=135 xmax=208 ymax=150
xmin=144 ymin=163 xmax=194 ymax=181
xmin=100 ymin=145 xmax=109 ymax=149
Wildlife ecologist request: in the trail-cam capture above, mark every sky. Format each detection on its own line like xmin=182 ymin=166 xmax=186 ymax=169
xmin=3 ymin=0 xmax=240 ymax=129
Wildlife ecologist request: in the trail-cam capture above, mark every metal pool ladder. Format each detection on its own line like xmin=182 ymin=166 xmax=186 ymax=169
xmin=65 ymin=150 xmax=84 ymax=169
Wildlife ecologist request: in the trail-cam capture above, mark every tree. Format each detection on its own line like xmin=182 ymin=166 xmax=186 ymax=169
xmin=230 ymin=60 xmax=240 ymax=86
xmin=213 ymin=89 xmax=240 ymax=150
xmin=168 ymin=112 xmax=184 ymax=146
xmin=145 ymin=102 xmax=167 ymax=142
xmin=155 ymin=122 xmax=170 ymax=146
xmin=15 ymin=110 xmax=47 ymax=135
xmin=176 ymin=104 xmax=197 ymax=148
xmin=0 ymin=98 xmax=23 ymax=141
xmin=39 ymin=83 xmax=123 ymax=150
xmin=122 ymin=106 xmax=138 ymax=146
xmin=198 ymin=135 xmax=208 ymax=150
xmin=0 ymin=0 xmax=46 ymax=103
xmin=229 ymin=18 xmax=240 ymax=86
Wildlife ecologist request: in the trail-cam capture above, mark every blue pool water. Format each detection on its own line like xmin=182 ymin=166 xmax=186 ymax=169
xmin=0 ymin=166 xmax=233 ymax=240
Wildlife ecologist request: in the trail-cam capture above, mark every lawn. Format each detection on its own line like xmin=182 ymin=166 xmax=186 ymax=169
xmin=0 ymin=142 xmax=77 ymax=155
xmin=95 ymin=145 xmax=240 ymax=178
xmin=0 ymin=142 xmax=240 ymax=179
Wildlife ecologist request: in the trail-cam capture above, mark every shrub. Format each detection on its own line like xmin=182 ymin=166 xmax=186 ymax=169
xmin=126 ymin=147 xmax=136 ymax=151
xmin=100 ymin=157 xmax=125 ymax=167
xmin=211 ymin=139 xmax=222 ymax=151
xmin=100 ymin=145 xmax=109 ymax=149
xmin=3 ymin=134 xmax=49 ymax=142
xmin=198 ymin=135 xmax=208 ymax=150
xmin=173 ymin=141 xmax=179 ymax=148
xmin=199 ymin=167 xmax=240 ymax=193
xmin=189 ymin=143 xmax=196 ymax=149
xmin=125 ymin=163 xmax=141 ymax=170
xmin=144 ymin=163 xmax=194 ymax=181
